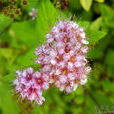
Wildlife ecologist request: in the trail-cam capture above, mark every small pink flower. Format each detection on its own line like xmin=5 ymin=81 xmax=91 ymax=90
xmin=59 ymin=75 xmax=67 ymax=84
xmin=33 ymin=71 xmax=49 ymax=90
xmin=29 ymin=8 xmax=38 ymax=20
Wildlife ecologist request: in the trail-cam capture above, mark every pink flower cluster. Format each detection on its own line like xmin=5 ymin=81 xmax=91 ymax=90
xmin=14 ymin=20 xmax=91 ymax=105
xmin=14 ymin=67 xmax=49 ymax=105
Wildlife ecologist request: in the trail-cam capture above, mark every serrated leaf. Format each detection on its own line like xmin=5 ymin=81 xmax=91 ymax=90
xmin=86 ymin=30 xmax=107 ymax=45
xmin=80 ymin=0 xmax=93 ymax=11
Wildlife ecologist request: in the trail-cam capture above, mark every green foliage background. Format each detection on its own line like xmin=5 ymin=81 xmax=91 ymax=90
xmin=0 ymin=0 xmax=114 ymax=114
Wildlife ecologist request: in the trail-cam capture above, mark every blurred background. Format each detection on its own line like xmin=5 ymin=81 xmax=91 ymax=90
xmin=0 ymin=0 xmax=114 ymax=114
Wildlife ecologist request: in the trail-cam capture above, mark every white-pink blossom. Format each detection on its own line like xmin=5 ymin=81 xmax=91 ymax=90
xmin=35 ymin=20 xmax=91 ymax=93
xmin=14 ymin=67 xmax=49 ymax=105
xmin=14 ymin=20 xmax=91 ymax=105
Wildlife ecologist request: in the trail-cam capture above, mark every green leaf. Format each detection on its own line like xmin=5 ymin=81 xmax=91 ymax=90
xmin=11 ymin=21 xmax=40 ymax=47
xmin=69 ymin=0 xmax=82 ymax=11
xmin=88 ymin=47 xmax=104 ymax=59
xmin=0 ymin=30 xmax=11 ymax=43
xmin=0 ymin=14 xmax=12 ymax=34
xmin=99 ymin=4 xmax=114 ymax=28
xmin=107 ymin=66 xmax=114 ymax=77
xmin=87 ymin=37 xmax=109 ymax=59
xmin=75 ymin=95 xmax=84 ymax=104
xmin=101 ymin=79 xmax=114 ymax=93
xmin=80 ymin=0 xmax=93 ymax=11
xmin=25 ymin=0 xmax=38 ymax=12
xmin=95 ymin=0 xmax=104 ymax=2
xmin=0 ymin=48 xmax=13 ymax=60
xmin=82 ymin=96 xmax=97 ymax=114
xmin=77 ymin=21 xmax=90 ymax=29
xmin=0 ymin=75 xmax=19 ymax=114
xmin=17 ymin=48 xmax=35 ymax=66
xmin=36 ymin=0 xmax=59 ymax=42
xmin=1 ymin=74 xmax=15 ymax=82
xmin=89 ymin=90 xmax=113 ymax=107
xmin=76 ymin=20 xmax=107 ymax=45
xmin=86 ymin=30 xmax=107 ymax=45
xmin=105 ymin=50 xmax=114 ymax=66
xmin=90 ymin=17 xmax=103 ymax=30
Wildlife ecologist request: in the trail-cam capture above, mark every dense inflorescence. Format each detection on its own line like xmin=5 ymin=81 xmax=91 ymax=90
xmin=14 ymin=20 xmax=91 ymax=105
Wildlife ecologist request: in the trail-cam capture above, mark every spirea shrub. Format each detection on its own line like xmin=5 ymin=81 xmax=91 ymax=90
xmin=14 ymin=20 xmax=91 ymax=105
